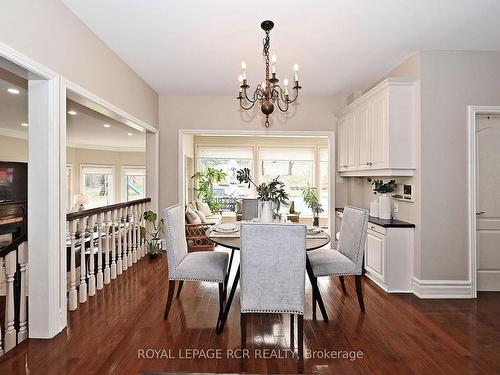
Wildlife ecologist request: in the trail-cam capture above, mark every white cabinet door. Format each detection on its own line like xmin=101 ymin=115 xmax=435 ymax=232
xmin=337 ymin=118 xmax=348 ymax=170
xmin=370 ymin=93 xmax=388 ymax=169
xmin=347 ymin=113 xmax=357 ymax=169
xmin=365 ymin=230 xmax=385 ymax=281
xmin=357 ymin=104 xmax=371 ymax=168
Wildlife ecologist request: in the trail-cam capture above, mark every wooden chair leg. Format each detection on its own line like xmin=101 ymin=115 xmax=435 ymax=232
xmin=290 ymin=314 xmax=295 ymax=351
xmin=240 ymin=313 xmax=247 ymax=372
xmin=298 ymin=314 xmax=304 ymax=373
xmin=163 ymin=280 xmax=176 ymax=320
xmin=339 ymin=275 xmax=348 ymax=294
xmin=176 ymin=280 xmax=184 ymax=298
xmin=355 ymin=275 xmax=365 ymax=312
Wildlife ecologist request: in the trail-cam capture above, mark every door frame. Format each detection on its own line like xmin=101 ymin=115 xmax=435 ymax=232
xmin=468 ymin=105 xmax=500 ymax=298
xmin=178 ymin=129 xmax=336 ymax=233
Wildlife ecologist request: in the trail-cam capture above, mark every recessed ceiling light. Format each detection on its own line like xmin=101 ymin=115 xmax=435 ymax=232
xmin=7 ymin=88 xmax=20 ymax=95
xmin=103 ymin=124 xmax=111 ymax=128
xmin=67 ymin=110 xmax=77 ymax=116
xmin=21 ymin=123 xmax=28 ymax=127
xmin=127 ymin=133 xmax=133 ymax=136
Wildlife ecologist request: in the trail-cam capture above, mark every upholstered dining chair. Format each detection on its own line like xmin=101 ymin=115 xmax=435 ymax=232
xmin=242 ymin=198 xmax=259 ymax=221
xmin=307 ymin=205 xmax=369 ymax=314
xmin=162 ymin=205 xmax=229 ymax=323
xmin=240 ymin=223 xmax=307 ymax=373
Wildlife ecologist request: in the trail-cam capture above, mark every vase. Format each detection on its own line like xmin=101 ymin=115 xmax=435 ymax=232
xmin=313 ymin=215 xmax=320 ymax=227
xmin=378 ymin=194 xmax=392 ymax=220
xmin=370 ymin=199 xmax=379 ymax=218
xmin=260 ymin=201 xmax=273 ymax=223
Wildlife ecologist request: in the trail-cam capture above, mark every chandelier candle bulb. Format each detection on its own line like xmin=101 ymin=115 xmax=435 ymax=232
xmin=284 ymin=78 xmax=289 ymax=95
xmin=271 ymin=54 xmax=277 ymax=73
xmin=241 ymin=61 xmax=247 ymax=79
xmin=293 ymin=64 xmax=299 ymax=82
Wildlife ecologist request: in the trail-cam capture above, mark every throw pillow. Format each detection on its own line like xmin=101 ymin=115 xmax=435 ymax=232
xmin=197 ymin=201 xmax=213 ymax=216
xmin=185 ymin=207 xmax=201 ymax=224
xmin=195 ymin=209 xmax=207 ymax=223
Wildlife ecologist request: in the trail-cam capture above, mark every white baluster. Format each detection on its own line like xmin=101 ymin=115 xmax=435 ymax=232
xmin=117 ymin=208 xmax=123 ymax=275
xmin=88 ymin=215 xmax=96 ymax=296
xmin=68 ymin=220 xmax=78 ymax=310
xmin=110 ymin=209 xmax=117 ymax=279
xmin=17 ymin=241 xmax=28 ymax=343
xmin=132 ymin=205 xmax=138 ymax=264
xmin=122 ymin=207 xmax=128 ymax=271
xmin=137 ymin=203 xmax=143 ymax=259
xmin=4 ymin=251 xmax=16 ymax=352
xmin=79 ymin=217 xmax=88 ymax=303
xmin=96 ymin=213 xmax=104 ymax=291
xmin=128 ymin=206 xmax=133 ymax=267
xmin=104 ymin=210 xmax=111 ymax=284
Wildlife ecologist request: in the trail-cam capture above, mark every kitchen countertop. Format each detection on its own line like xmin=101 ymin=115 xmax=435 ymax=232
xmin=336 ymin=208 xmax=415 ymax=228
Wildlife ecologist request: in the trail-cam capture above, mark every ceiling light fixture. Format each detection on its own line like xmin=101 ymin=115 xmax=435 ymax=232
xmin=127 ymin=132 xmax=133 ymax=136
xmin=21 ymin=123 xmax=28 ymax=127
xmin=237 ymin=20 xmax=301 ymax=128
xmin=7 ymin=88 xmax=20 ymax=95
xmin=68 ymin=110 xmax=77 ymax=116
xmin=103 ymin=124 xmax=111 ymax=128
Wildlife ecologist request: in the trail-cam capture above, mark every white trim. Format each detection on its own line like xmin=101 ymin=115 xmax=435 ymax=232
xmin=66 ymin=142 xmax=145 ymax=153
xmin=0 ymin=127 xmax=28 ymax=140
xmin=0 ymin=41 xmax=58 ymax=80
xmin=467 ymin=105 xmax=500 ymax=298
xmin=339 ymin=168 xmax=415 ymax=177
xmin=178 ymin=129 xmax=336 ymax=233
xmin=412 ymin=277 xmax=473 ymax=299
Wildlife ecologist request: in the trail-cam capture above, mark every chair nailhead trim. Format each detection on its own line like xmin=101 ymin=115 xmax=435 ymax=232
xmin=241 ymin=309 xmax=304 ymax=315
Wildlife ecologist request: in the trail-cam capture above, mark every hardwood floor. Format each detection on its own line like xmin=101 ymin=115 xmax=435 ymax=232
xmin=0 ymin=251 xmax=499 ymax=374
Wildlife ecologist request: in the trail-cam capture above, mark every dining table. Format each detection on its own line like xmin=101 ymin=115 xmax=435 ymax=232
xmin=206 ymin=224 xmax=331 ymax=334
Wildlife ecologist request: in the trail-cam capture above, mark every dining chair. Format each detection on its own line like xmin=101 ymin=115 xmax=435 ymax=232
xmin=307 ymin=205 xmax=369 ymax=314
xmin=240 ymin=223 xmax=306 ymax=373
xmin=242 ymin=198 xmax=259 ymax=221
xmin=162 ymin=204 xmax=229 ymax=324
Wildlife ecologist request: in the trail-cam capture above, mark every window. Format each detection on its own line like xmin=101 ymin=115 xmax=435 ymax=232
xmin=319 ymin=148 xmax=329 ymax=217
xmin=197 ymin=146 xmax=254 ymax=198
xmin=122 ymin=167 xmax=146 ymax=201
xmin=81 ymin=165 xmax=114 ymax=208
xmin=259 ymin=147 xmax=315 ymax=215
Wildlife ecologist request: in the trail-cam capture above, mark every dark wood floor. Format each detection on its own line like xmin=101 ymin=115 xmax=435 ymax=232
xmin=0 ymin=250 xmax=499 ymax=374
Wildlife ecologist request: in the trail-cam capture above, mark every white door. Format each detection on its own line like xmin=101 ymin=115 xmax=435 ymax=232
xmin=476 ymin=115 xmax=500 ymax=291
xmin=347 ymin=113 xmax=357 ymax=169
xmin=365 ymin=230 xmax=385 ymax=281
xmin=357 ymin=104 xmax=371 ymax=168
xmin=371 ymin=93 xmax=388 ymax=169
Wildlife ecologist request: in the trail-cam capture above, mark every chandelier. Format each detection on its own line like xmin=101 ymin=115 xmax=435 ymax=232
xmin=237 ymin=20 xmax=301 ymax=128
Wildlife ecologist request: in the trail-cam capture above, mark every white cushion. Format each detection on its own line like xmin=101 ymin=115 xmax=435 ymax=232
xmin=175 ymin=251 xmax=229 ymax=282
xmin=194 ymin=209 xmax=207 ymax=223
xmin=197 ymin=201 xmax=213 ymax=216
xmin=185 ymin=207 xmax=201 ymax=224
xmin=308 ymin=248 xmax=357 ymax=276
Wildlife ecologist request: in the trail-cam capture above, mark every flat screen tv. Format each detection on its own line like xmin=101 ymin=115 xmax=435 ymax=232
xmin=0 ymin=162 xmax=28 ymax=203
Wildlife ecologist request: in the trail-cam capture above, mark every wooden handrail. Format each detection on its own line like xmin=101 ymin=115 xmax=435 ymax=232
xmin=0 ymin=232 xmax=27 ymax=258
xmin=66 ymin=198 xmax=151 ymax=221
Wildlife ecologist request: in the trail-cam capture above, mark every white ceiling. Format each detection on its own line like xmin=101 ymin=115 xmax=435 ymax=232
xmin=0 ymin=76 xmax=145 ymax=151
xmin=62 ymin=0 xmax=500 ymax=97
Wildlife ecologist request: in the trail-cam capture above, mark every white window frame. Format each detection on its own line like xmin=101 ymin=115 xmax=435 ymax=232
xmin=121 ymin=166 xmax=146 ymax=201
xmin=80 ymin=164 xmax=115 ymax=208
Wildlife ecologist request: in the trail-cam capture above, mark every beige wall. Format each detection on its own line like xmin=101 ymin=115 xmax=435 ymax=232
xmin=159 ymin=95 xmax=345 ymax=210
xmin=342 ymin=50 xmax=500 ymax=282
xmin=0 ymin=134 xmax=145 ymax=206
xmin=0 ymin=0 xmax=158 ymax=127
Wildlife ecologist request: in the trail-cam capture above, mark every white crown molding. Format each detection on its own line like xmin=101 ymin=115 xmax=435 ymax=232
xmin=412 ymin=277 xmax=473 ymax=299
xmin=0 ymin=127 xmax=28 ymax=140
xmin=66 ymin=141 xmax=145 ymax=153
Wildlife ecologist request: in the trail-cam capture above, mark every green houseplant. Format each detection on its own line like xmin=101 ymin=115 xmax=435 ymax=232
xmin=302 ymin=183 xmax=324 ymax=227
xmin=236 ymin=167 xmax=289 ymax=221
xmin=191 ymin=168 xmax=227 ymax=212
xmin=140 ymin=210 xmax=165 ymax=259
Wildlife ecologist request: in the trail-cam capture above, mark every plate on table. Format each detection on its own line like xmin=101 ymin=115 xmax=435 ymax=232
xmin=214 ymin=223 xmax=239 ymax=233
xmin=307 ymin=226 xmax=322 ymax=235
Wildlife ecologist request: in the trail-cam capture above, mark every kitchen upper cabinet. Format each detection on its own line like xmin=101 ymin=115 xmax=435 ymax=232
xmin=336 ymin=78 xmax=416 ymax=176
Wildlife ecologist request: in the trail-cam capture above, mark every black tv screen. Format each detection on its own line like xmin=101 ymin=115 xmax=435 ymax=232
xmin=0 ymin=162 xmax=28 ymax=203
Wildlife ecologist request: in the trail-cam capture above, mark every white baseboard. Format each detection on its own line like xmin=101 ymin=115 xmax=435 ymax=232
xmin=412 ymin=277 xmax=473 ymax=299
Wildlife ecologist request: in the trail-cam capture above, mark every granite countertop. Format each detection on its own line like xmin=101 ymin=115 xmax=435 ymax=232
xmin=335 ymin=208 xmax=415 ymax=228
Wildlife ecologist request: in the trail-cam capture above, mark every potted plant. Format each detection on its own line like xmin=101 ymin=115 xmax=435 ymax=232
xmin=236 ymin=168 xmax=289 ymax=222
xmin=368 ymin=178 xmax=396 ymax=220
xmin=140 ymin=210 xmax=165 ymax=259
xmin=191 ymin=168 xmax=227 ymax=212
xmin=302 ymin=183 xmax=324 ymax=227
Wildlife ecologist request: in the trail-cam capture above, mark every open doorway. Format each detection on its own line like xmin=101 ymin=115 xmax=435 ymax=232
xmin=180 ymin=131 xmax=335 ymax=232
xmin=469 ymin=106 xmax=500 ymax=295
